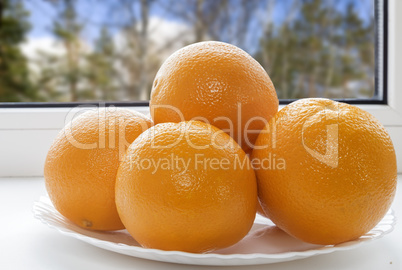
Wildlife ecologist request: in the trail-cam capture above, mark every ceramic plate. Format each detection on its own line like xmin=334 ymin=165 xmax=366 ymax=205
xmin=33 ymin=196 xmax=396 ymax=266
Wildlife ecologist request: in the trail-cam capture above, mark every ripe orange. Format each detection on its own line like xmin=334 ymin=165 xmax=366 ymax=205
xmin=115 ymin=121 xmax=257 ymax=253
xmin=150 ymin=41 xmax=278 ymax=153
xmin=44 ymin=108 xmax=152 ymax=230
xmin=252 ymin=98 xmax=397 ymax=245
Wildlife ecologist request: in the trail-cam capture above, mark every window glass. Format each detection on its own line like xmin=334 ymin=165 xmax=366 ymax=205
xmin=0 ymin=0 xmax=376 ymax=102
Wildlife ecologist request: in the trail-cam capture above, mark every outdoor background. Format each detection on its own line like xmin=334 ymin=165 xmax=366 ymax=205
xmin=0 ymin=0 xmax=375 ymax=102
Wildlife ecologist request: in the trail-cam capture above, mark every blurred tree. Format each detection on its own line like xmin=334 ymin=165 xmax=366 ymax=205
xmin=339 ymin=2 xmax=372 ymax=97
xmin=258 ymin=0 xmax=300 ymax=99
xmin=0 ymin=0 xmax=39 ymax=101
xmin=359 ymin=15 xmax=375 ymax=97
xmin=86 ymin=27 xmax=117 ymax=100
xmin=33 ymin=51 xmax=64 ymax=101
xmin=52 ymin=0 xmax=84 ymax=101
xmin=159 ymin=0 xmax=262 ymax=48
xmin=110 ymin=0 xmax=154 ymax=100
xmin=256 ymin=0 xmax=375 ymax=99
xmin=33 ymin=0 xmax=86 ymax=102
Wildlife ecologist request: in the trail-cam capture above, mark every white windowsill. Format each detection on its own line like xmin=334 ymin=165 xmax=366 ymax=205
xmin=0 ymin=175 xmax=401 ymax=269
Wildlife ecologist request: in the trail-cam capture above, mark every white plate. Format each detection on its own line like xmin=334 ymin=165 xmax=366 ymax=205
xmin=33 ymin=196 xmax=396 ymax=266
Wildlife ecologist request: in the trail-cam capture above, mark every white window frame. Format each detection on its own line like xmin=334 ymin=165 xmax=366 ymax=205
xmin=0 ymin=0 xmax=401 ymax=177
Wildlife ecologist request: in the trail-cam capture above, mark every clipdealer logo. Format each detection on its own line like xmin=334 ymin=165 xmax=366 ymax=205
xmin=301 ymin=103 xmax=339 ymax=168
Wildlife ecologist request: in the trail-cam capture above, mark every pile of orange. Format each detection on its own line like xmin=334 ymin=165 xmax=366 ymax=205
xmin=44 ymin=41 xmax=397 ymax=253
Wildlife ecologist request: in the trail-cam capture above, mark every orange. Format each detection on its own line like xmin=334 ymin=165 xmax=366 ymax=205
xmin=115 ymin=121 xmax=257 ymax=253
xmin=252 ymin=98 xmax=397 ymax=245
xmin=44 ymin=108 xmax=152 ymax=230
xmin=150 ymin=41 xmax=278 ymax=153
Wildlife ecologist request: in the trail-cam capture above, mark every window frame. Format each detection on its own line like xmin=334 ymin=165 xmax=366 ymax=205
xmin=0 ymin=0 xmax=388 ymax=108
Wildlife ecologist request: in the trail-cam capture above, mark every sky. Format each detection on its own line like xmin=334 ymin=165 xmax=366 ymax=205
xmin=21 ymin=0 xmax=374 ymax=58
xmin=24 ymin=1 xmax=374 ymax=41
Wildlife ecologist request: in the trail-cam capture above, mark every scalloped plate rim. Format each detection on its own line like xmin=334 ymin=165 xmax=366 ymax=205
xmin=33 ymin=196 xmax=397 ymax=265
